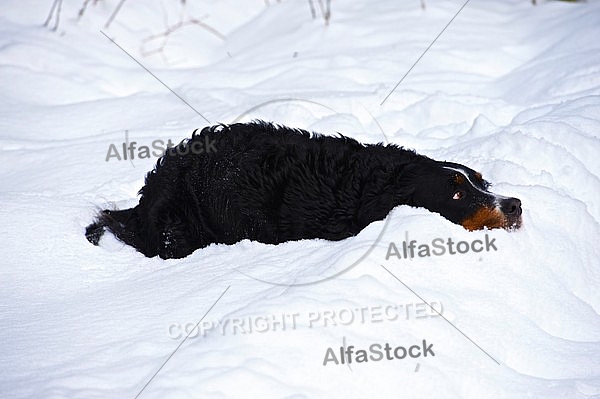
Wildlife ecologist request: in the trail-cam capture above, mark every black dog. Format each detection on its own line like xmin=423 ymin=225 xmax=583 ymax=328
xmin=86 ymin=121 xmax=522 ymax=259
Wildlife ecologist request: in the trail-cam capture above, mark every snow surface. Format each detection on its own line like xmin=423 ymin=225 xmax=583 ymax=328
xmin=1 ymin=0 xmax=599 ymax=398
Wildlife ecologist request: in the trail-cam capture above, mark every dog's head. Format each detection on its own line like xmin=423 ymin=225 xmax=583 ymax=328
xmin=404 ymin=161 xmax=522 ymax=231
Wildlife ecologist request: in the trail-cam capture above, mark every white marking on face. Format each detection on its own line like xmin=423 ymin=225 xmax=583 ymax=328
xmin=442 ymin=166 xmax=508 ymax=207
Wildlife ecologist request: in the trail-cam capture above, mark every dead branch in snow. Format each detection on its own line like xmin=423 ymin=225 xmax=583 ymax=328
xmin=43 ymin=0 xmax=63 ymax=31
xmin=141 ymin=16 xmax=226 ymax=58
xmin=104 ymin=0 xmax=127 ymax=28
xmin=307 ymin=0 xmax=331 ymax=25
xmin=77 ymin=0 xmax=100 ymax=20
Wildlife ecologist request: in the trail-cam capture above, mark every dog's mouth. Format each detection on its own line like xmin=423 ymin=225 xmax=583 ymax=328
xmin=504 ymin=214 xmax=522 ymax=231
xmin=461 ymin=205 xmax=522 ymax=231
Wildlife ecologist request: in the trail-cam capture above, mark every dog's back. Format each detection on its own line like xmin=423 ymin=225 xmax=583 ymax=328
xmin=87 ymin=121 xmax=419 ymax=258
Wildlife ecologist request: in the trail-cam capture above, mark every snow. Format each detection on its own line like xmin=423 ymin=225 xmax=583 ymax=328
xmin=1 ymin=0 xmax=599 ymax=398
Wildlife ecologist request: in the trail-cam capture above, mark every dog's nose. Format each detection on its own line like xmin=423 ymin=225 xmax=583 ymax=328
xmin=500 ymin=197 xmax=522 ymax=216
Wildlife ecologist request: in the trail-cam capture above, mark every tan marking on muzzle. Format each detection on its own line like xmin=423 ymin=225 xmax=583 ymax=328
xmin=461 ymin=206 xmax=509 ymax=231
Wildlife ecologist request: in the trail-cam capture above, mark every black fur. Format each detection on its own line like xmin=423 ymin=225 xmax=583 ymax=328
xmin=86 ymin=121 xmax=521 ymax=259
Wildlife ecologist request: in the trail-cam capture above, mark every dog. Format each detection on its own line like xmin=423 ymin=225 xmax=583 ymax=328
xmin=85 ymin=121 xmax=522 ymax=259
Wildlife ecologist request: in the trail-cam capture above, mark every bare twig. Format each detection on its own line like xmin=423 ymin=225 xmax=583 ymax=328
xmin=55 ymin=0 xmax=63 ymax=31
xmin=78 ymin=0 xmax=92 ymax=19
xmin=44 ymin=0 xmax=59 ymax=27
xmin=43 ymin=0 xmax=63 ymax=31
xmin=104 ymin=0 xmax=127 ymax=29
xmin=324 ymin=0 xmax=331 ymax=25
xmin=314 ymin=0 xmax=331 ymax=25
xmin=307 ymin=0 xmax=317 ymax=18
xmin=316 ymin=0 xmax=325 ymax=20
xmin=78 ymin=0 xmax=100 ymax=20
xmin=141 ymin=16 xmax=226 ymax=58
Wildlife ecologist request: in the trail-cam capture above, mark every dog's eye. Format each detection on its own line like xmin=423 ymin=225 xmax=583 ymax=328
xmin=453 ymin=191 xmax=465 ymax=200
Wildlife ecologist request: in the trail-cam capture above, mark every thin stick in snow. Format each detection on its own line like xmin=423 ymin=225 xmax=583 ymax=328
xmin=104 ymin=0 xmax=127 ymax=29
xmin=141 ymin=16 xmax=226 ymax=58
xmin=308 ymin=0 xmax=317 ymax=19
xmin=43 ymin=0 xmax=62 ymax=31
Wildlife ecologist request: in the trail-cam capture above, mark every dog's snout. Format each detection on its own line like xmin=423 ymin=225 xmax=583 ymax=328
xmin=501 ymin=197 xmax=522 ymax=216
